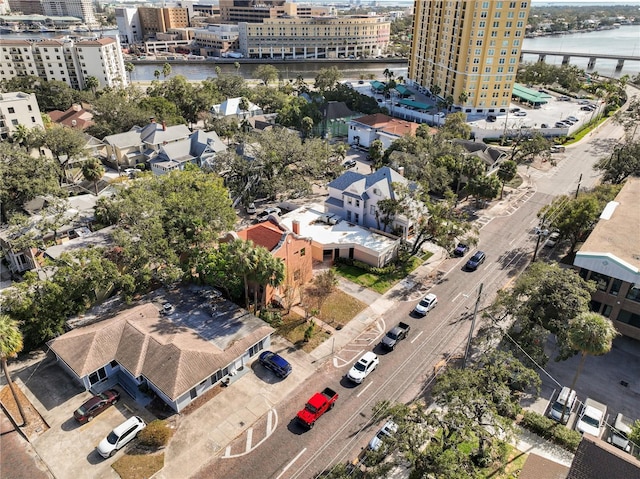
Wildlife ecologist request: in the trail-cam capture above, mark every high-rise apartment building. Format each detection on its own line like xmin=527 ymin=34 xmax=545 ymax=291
xmin=0 ymin=37 xmax=127 ymax=90
xmin=219 ymin=0 xmax=333 ymax=24
xmin=409 ymin=0 xmax=531 ymax=111
xmin=41 ymin=0 xmax=98 ymax=27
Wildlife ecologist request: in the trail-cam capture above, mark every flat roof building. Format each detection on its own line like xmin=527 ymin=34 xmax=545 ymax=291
xmin=573 ymin=178 xmax=640 ymax=339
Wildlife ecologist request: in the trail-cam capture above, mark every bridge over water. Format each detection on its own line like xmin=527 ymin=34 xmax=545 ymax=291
xmin=520 ymin=49 xmax=640 ymax=72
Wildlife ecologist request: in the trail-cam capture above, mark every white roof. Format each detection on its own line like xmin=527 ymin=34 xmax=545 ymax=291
xmin=278 ymin=204 xmax=397 ymax=255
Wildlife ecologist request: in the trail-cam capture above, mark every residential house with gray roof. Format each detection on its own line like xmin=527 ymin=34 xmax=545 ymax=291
xmin=324 ymin=166 xmax=419 ymax=239
xmin=150 ymin=130 xmax=227 ymax=175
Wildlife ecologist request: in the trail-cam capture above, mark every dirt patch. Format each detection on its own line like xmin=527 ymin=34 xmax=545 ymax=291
xmin=180 ymin=384 xmax=224 ymax=416
xmin=0 ymin=383 xmax=49 ymax=441
xmin=112 ymin=450 xmax=164 ymax=479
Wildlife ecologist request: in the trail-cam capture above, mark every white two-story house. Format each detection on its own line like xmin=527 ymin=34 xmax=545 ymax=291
xmin=347 ymin=113 xmax=419 ymax=150
xmin=324 ymin=166 xmax=418 ymax=239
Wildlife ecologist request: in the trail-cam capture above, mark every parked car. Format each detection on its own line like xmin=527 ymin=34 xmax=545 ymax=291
xmin=555 ymin=121 xmax=569 ymax=128
xmin=368 ymin=420 xmax=399 ymax=451
xmin=550 ymin=146 xmax=566 ymax=153
xmin=74 ymin=389 xmax=120 ymax=423
xmin=162 ymin=302 xmax=175 ymax=315
xmin=486 ymin=115 xmax=497 ymax=122
xmin=413 ymin=293 xmax=438 ymax=316
xmin=548 ymin=386 xmax=576 ymax=424
xmin=296 ymin=387 xmax=338 ymax=428
xmin=453 ymin=243 xmax=469 ymax=256
xmin=558 ymin=96 xmax=571 ymax=101
xmin=513 ymin=111 xmax=527 ymax=117
xmin=343 ymin=159 xmax=357 ymax=169
xmin=258 ymin=351 xmax=292 ymax=379
xmin=246 ymin=202 xmax=256 ymax=214
xmin=578 ymin=99 xmax=590 ymax=105
xmin=607 ymin=413 xmax=633 ymax=452
xmin=256 ymin=207 xmax=281 ymax=221
xmin=567 ymin=116 xmax=579 ymax=122
xmin=576 ymin=397 xmax=607 ymax=438
xmin=347 ymin=352 xmax=379 ymax=384
xmin=96 ymin=416 xmax=146 ymax=458
xmin=465 ymin=251 xmax=486 ymax=271
xmin=544 ymin=231 xmax=560 ymax=248
xmin=380 ymin=322 xmax=411 ymax=350
xmin=563 ymin=118 xmax=576 ymax=125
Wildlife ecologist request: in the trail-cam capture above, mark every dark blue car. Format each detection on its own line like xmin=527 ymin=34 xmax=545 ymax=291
xmin=453 ymin=243 xmax=469 ymax=256
xmin=465 ymin=251 xmax=486 ymax=271
xmin=258 ymin=351 xmax=292 ymax=379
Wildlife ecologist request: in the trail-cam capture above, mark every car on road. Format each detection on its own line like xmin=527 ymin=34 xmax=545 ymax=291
xmin=558 ymin=96 xmax=571 ymax=101
xmin=347 ymin=352 xmax=379 ymax=384
xmin=380 ymin=322 xmax=410 ymax=350
xmin=413 ymin=293 xmax=438 ymax=316
xmin=97 ymin=416 xmax=146 ymax=458
xmin=246 ymin=202 xmax=256 ymax=214
xmin=513 ymin=111 xmax=527 ymax=117
xmin=453 ymin=243 xmax=469 ymax=256
xmin=486 ymin=115 xmax=497 ymax=122
xmin=368 ymin=420 xmax=398 ymax=451
xmin=343 ymin=159 xmax=357 ymax=169
xmin=465 ymin=251 xmax=486 ymax=271
xmin=258 ymin=351 xmax=292 ymax=379
xmin=74 ymin=389 xmax=120 ymax=423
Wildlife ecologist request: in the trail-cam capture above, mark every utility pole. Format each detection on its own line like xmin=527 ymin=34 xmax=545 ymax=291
xmin=463 ymin=282 xmax=483 ymax=369
xmin=532 ymin=213 xmax=547 ymax=263
xmin=575 ymin=173 xmax=582 ymax=199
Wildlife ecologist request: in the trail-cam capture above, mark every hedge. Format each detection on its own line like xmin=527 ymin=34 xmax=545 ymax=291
xmin=138 ymin=419 xmax=173 ymax=449
xmin=521 ymin=410 xmax=582 ymax=452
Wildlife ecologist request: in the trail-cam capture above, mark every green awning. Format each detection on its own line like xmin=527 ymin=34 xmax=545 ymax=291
xmin=512 ymin=83 xmax=551 ymax=104
xmin=370 ymin=80 xmax=386 ymax=92
xmin=395 ymin=84 xmax=411 ymax=96
xmin=398 ymin=99 xmax=431 ymax=111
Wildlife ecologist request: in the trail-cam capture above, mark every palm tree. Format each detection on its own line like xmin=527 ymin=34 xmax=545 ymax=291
xmin=11 ymin=124 xmax=32 ymax=149
xmin=561 ymin=312 xmax=618 ymax=423
xmin=458 ymin=91 xmax=469 ymax=106
xmin=215 ymin=66 xmax=222 ymax=77
xmin=0 ymin=315 xmax=27 ymax=426
xmin=82 ymin=158 xmax=105 ymax=195
xmin=154 ymin=69 xmax=161 ymax=80
xmin=382 ymin=68 xmax=394 ymax=83
xmin=162 ymin=62 xmax=172 ymax=78
xmin=125 ymin=62 xmax=135 ymax=83
xmin=84 ymin=75 xmax=99 ymax=95
xmin=239 ymin=97 xmax=250 ymax=120
xmin=430 ymin=84 xmax=442 ymax=99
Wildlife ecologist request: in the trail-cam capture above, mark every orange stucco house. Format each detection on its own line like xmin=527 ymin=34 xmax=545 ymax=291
xmin=234 ymin=218 xmax=313 ymax=307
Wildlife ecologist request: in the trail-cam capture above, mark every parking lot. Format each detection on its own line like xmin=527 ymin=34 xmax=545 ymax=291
xmin=18 ymin=354 xmax=156 ymax=479
xmin=525 ymin=335 xmax=640 ymax=445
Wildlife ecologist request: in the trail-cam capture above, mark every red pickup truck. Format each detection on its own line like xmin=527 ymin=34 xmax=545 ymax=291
xmin=296 ymin=387 xmax=338 ymax=428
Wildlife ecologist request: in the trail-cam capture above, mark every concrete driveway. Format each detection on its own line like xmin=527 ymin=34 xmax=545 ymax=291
xmin=17 ymin=354 xmax=155 ymax=479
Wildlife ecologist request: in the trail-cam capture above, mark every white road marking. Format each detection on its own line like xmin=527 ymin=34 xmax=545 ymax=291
xmin=275 ymin=448 xmax=307 ymax=479
xmin=452 ymin=292 xmax=462 ymax=302
xmin=224 ymin=445 xmax=232 ymax=457
xmin=267 ymin=409 xmax=273 ymax=434
xmin=245 ymin=427 xmax=253 ymax=452
xmin=356 ymin=382 xmax=373 ymax=398
xmin=410 ymin=331 xmax=423 ymax=343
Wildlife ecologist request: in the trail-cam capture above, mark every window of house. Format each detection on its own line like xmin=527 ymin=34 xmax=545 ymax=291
xmin=589 ymin=300 xmax=602 ymax=313
xmin=110 ymin=360 xmax=118 ymax=368
xmin=618 ymin=309 xmax=640 ymax=328
xmin=88 ymin=367 xmax=107 ymax=385
xmin=602 ymin=305 xmax=612 ymax=318
xmin=190 ymin=388 xmax=197 ymax=400
xmin=300 ymin=248 xmax=305 ymax=257
xmin=589 ymin=271 xmax=610 ymax=292
xmin=249 ymin=341 xmax=263 ymax=357
xmin=610 ymin=278 xmax=622 ymax=296
xmin=355 ymin=199 xmax=360 ymax=207
xmin=354 ymin=213 xmax=359 ymax=223
xmin=346 ymin=211 xmax=351 ymax=222
xmin=626 ymin=286 xmax=640 ymax=303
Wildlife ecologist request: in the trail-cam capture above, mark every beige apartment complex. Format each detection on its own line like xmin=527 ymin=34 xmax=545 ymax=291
xmin=138 ymin=6 xmax=189 ymax=39
xmin=219 ymin=0 xmax=333 ymax=24
xmin=409 ymin=0 xmax=531 ymax=111
xmin=238 ymin=15 xmax=390 ymax=60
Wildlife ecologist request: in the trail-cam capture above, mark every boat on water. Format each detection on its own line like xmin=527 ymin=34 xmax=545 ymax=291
xmin=0 ymin=24 xmax=22 ymax=33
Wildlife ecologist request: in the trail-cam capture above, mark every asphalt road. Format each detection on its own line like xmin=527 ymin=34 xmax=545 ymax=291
xmin=192 ymin=101 xmax=629 ymax=479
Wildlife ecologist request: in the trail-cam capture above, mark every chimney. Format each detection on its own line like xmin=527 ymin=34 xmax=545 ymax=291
xmin=162 ymin=120 xmax=167 ymax=131
xmin=398 ymin=166 xmax=405 ymax=177
xmin=292 ymin=220 xmax=300 ymax=235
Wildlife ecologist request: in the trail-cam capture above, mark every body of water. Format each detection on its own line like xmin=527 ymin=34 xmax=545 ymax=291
xmin=521 ymin=25 xmax=640 ymax=76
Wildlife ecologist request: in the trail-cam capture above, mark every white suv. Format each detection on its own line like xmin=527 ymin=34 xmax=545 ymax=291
xmin=347 ymin=352 xmax=379 ymax=384
xmin=97 ymin=416 xmax=146 ymax=458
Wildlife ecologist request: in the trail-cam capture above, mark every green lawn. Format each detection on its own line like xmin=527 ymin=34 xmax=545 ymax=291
xmin=334 ymin=253 xmax=432 ymax=294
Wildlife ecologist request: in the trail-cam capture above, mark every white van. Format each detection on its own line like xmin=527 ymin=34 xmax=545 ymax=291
xmin=607 ymin=413 xmax=633 ymax=452
xmin=549 ymin=386 xmax=577 ymax=424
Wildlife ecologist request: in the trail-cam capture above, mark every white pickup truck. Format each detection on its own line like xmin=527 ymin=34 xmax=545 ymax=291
xmin=576 ymin=397 xmax=607 ymax=438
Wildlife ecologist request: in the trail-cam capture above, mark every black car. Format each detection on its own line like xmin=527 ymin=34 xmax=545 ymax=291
xmin=343 ymin=159 xmax=357 ymax=169
xmin=465 ymin=251 xmax=486 ymax=271
xmin=258 ymin=351 xmax=292 ymax=378
xmin=487 ymin=115 xmax=497 ymax=122
xmin=453 ymin=243 xmax=469 ymax=256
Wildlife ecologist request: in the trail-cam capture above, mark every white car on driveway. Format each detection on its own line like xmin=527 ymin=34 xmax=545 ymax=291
xmin=413 ymin=293 xmax=438 ymax=316
xmin=347 ymin=352 xmax=379 ymax=384
xmin=97 ymin=416 xmax=146 ymax=458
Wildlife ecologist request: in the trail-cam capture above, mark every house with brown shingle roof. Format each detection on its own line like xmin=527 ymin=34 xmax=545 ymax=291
xmin=47 ymin=292 xmax=274 ymax=412
xmin=567 ymin=434 xmax=640 ymax=479
xmin=231 ymin=218 xmax=313 ymax=307
xmin=48 ymin=104 xmax=94 ymax=130
xmin=347 ymin=113 xmax=419 ymax=150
